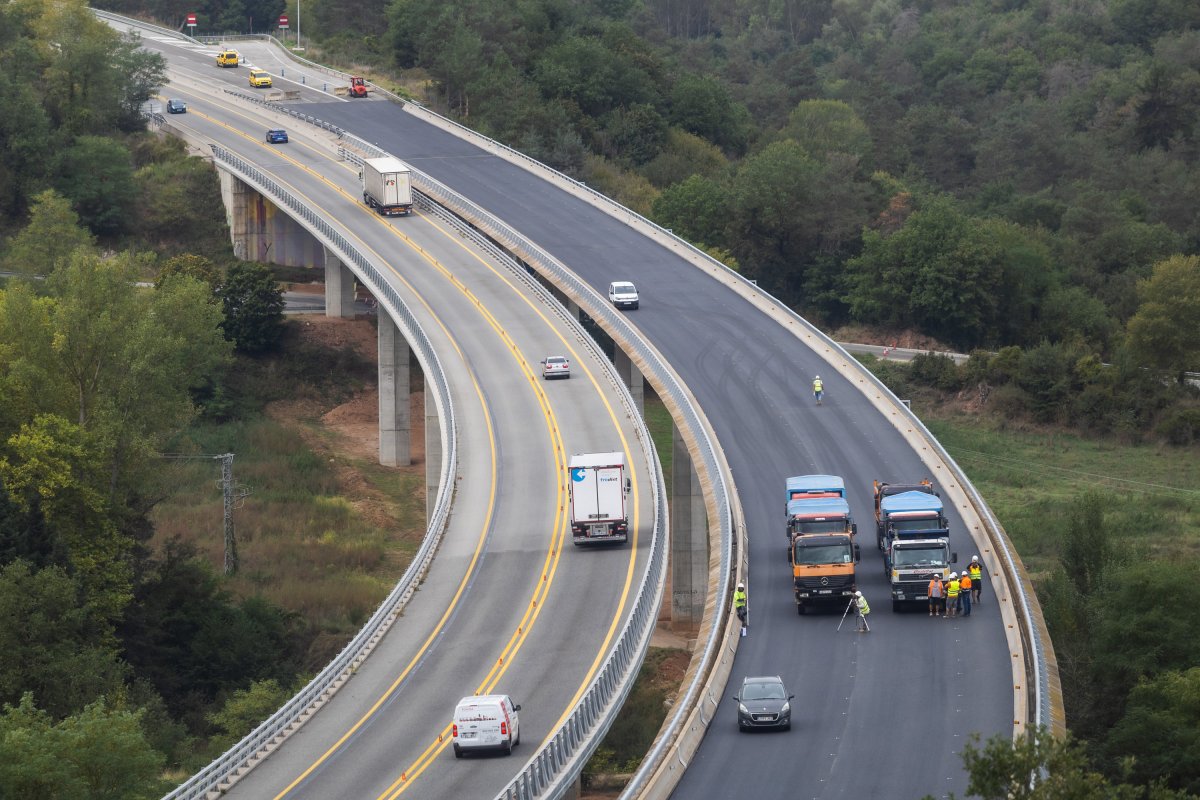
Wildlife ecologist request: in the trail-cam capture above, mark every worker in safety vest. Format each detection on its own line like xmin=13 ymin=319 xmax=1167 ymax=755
xmin=813 ymin=376 xmax=824 ymax=405
xmin=945 ymin=572 xmax=961 ymax=618
xmin=854 ymin=590 xmax=870 ymax=632
xmin=968 ymin=556 xmax=983 ymax=603
xmin=959 ymin=572 xmax=972 ymax=617
xmin=928 ymin=575 xmax=945 ymax=617
xmin=734 ymin=583 xmax=747 ymax=625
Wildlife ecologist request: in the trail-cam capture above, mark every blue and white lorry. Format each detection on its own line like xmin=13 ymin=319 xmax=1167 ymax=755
xmin=569 ymin=452 xmax=630 ymax=545
xmin=873 ymin=481 xmax=956 ymax=611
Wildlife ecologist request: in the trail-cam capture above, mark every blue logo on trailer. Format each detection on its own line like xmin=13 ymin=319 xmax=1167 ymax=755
xmin=571 ymin=468 xmax=587 ymax=482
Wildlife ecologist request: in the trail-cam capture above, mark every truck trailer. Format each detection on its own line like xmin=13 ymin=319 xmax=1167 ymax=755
xmin=360 ymin=156 xmax=414 ymax=217
xmin=568 ymin=453 xmax=630 ymax=545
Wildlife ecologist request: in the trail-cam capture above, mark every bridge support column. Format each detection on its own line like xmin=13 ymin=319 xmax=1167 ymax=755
xmin=565 ymin=298 xmax=581 ymax=324
xmin=671 ymin=422 xmax=707 ymax=627
xmin=377 ymin=314 xmax=411 ymax=467
xmin=613 ymin=349 xmax=644 ymax=416
xmin=425 ymin=386 xmax=442 ymax=522
xmin=324 ymin=247 xmax=356 ymax=318
xmin=221 ymin=172 xmax=251 ymax=261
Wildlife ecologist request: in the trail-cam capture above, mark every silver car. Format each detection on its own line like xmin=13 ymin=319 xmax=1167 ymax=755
xmin=733 ymin=675 xmax=793 ymax=731
xmin=541 ymin=356 xmax=570 ymax=379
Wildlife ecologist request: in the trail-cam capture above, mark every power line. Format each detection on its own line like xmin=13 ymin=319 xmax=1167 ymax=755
xmin=160 ymin=452 xmax=252 ymax=574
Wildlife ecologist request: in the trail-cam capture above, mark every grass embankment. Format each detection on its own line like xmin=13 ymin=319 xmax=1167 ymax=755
xmin=922 ymin=410 xmax=1200 ymax=576
xmin=151 ymin=316 xmax=427 ymax=669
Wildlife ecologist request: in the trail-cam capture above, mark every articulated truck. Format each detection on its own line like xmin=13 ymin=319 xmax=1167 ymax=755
xmin=568 ymin=453 xmax=630 ymax=545
xmin=786 ymin=475 xmax=859 ymax=614
xmin=360 ymin=156 xmax=414 ymax=217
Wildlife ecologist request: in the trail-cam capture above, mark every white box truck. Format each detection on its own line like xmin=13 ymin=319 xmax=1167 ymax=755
xmin=360 ymin=156 xmax=413 ymax=217
xmin=568 ymin=452 xmax=630 ymax=545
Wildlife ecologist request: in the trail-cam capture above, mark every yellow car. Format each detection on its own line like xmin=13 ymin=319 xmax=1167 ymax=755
xmin=248 ymin=70 xmax=272 ymax=88
xmin=216 ymin=50 xmax=239 ymax=67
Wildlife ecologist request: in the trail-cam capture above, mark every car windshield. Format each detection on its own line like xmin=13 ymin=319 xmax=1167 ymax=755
xmin=613 ymin=283 xmax=634 ymax=292
xmin=892 ymin=547 xmax=948 ymax=568
xmin=546 ymin=357 xmax=566 ymax=365
xmin=742 ymin=682 xmax=785 ymax=701
xmin=793 ymin=543 xmax=853 ymax=564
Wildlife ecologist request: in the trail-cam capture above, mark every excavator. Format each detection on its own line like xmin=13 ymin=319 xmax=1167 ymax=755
xmin=348 ymin=76 xmax=368 ymax=98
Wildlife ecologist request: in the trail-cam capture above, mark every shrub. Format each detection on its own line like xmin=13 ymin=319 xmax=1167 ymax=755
xmin=1155 ymin=406 xmax=1200 ymax=446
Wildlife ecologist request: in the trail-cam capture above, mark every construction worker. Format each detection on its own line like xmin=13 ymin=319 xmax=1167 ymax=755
xmin=854 ymin=590 xmax=870 ymax=632
xmin=959 ymin=571 xmax=972 ymax=617
xmin=968 ymin=556 xmax=983 ymax=603
xmin=945 ymin=572 xmax=961 ymax=618
xmin=734 ymin=582 xmax=747 ymax=625
xmin=928 ymin=574 xmax=945 ymax=617
xmin=813 ymin=375 xmax=824 ymax=405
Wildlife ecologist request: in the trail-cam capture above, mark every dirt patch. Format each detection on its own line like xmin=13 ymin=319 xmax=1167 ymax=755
xmin=265 ymin=316 xmax=426 ymax=529
xmin=830 ymin=324 xmax=959 ymax=353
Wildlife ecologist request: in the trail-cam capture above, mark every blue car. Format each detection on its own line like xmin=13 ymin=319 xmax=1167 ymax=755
xmin=165 ymin=99 xmax=187 ymax=114
xmin=266 ymin=129 xmax=289 ymax=144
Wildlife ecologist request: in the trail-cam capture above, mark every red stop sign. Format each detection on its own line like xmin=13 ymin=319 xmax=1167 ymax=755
xmin=278 ymin=14 xmax=289 ymax=26
xmin=186 ymin=12 xmax=197 ymax=24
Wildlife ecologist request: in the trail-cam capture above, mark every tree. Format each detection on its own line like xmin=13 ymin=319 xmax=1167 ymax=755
xmin=206 ymin=678 xmax=293 ymax=753
xmin=154 ymin=254 xmax=222 ymax=293
xmin=219 ymin=262 xmax=286 ymax=354
xmin=668 ymin=74 xmax=751 ymax=154
xmin=1105 ymin=668 xmax=1200 ymax=794
xmin=0 ymin=694 xmax=163 ymax=800
xmin=53 ymin=136 xmax=137 ymax=237
xmin=651 ymin=174 xmax=726 ymax=247
xmin=779 ymin=99 xmax=872 ymax=164
xmin=2 ymin=190 xmax=95 ymax=277
xmin=1126 ymin=255 xmax=1200 ymax=381
xmin=955 ymin=728 xmax=1146 ymax=800
xmin=0 ymin=561 xmax=128 ymax=720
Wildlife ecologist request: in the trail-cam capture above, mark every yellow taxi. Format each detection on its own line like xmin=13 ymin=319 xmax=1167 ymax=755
xmin=216 ymin=50 xmax=239 ymax=67
xmin=248 ymin=69 xmax=273 ymax=88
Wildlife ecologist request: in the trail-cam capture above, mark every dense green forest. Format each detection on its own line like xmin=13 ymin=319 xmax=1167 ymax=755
xmin=2 ymin=0 xmax=1198 ymax=794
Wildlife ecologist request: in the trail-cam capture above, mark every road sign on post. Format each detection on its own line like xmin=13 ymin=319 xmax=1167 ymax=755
xmin=278 ymin=13 xmax=289 ymax=28
xmin=185 ymin=12 xmax=197 ymax=31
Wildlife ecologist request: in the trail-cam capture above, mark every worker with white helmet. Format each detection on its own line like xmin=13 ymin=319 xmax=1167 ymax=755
xmin=813 ymin=375 xmax=824 ymax=405
xmin=853 ymin=590 xmax=871 ymax=632
xmin=968 ymin=555 xmax=983 ymax=604
xmin=945 ymin=572 xmax=961 ymax=618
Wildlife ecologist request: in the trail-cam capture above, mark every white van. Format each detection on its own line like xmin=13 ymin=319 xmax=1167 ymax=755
xmin=452 ymin=694 xmax=521 ymax=757
xmin=608 ymin=281 xmax=639 ymax=310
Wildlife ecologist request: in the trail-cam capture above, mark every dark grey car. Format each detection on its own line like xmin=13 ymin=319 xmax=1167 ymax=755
xmin=733 ymin=675 xmax=793 ymax=731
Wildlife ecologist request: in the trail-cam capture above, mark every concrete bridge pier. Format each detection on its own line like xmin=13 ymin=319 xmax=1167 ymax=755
xmin=324 ymin=247 xmax=356 ymax=318
xmin=613 ymin=349 xmax=644 ymax=417
xmin=425 ymin=387 xmax=442 ymax=521
xmin=378 ymin=314 xmax=412 ymax=468
xmin=218 ymin=171 xmax=323 ymax=267
xmin=671 ymin=422 xmax=707 ymax=628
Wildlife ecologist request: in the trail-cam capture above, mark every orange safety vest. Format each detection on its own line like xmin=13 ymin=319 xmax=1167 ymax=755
xmin=960 ymin=574 xmax=972 ymax=593
xmin=928 ymin=579 xmax=943 ymax=598
xmin=946 ymin=579 xmax=960 ymax=598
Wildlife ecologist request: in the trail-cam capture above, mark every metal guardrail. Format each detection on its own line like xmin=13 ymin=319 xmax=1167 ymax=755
xmin=381 ymin=154 xmax=737 ymax=800
xmin=159 ymin=144 xmax=460 ymax=800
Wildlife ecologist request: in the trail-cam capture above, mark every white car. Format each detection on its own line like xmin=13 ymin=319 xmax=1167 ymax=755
xmin=608 ymin=281 xmax=639 ymax=310
xmin=541 ymin=355 xmax=570 ymax=379
xmin=452 ymin=695 xmax=521 ymax=757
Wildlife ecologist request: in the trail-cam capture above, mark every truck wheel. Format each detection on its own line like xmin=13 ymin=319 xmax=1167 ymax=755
xmin=796 ymin=603 xmax=806 ymax=616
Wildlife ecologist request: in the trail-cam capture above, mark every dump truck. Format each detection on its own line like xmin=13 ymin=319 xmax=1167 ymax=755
xmin=873 ymin=479 xmax=939 ymax=550
xmin=568 ymin=453 xmax=630 ymax=545
xmin=360 ymin=156 xmax=414 ymax=217
xmin=786 ymin=475 xmax=859 ymax=614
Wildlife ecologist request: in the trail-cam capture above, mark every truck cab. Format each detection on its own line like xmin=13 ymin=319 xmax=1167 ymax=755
xmin=791 ymin=533 xmax=860 ymax=614
xmin=887 ymin=538 xmax=957 ymax=611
